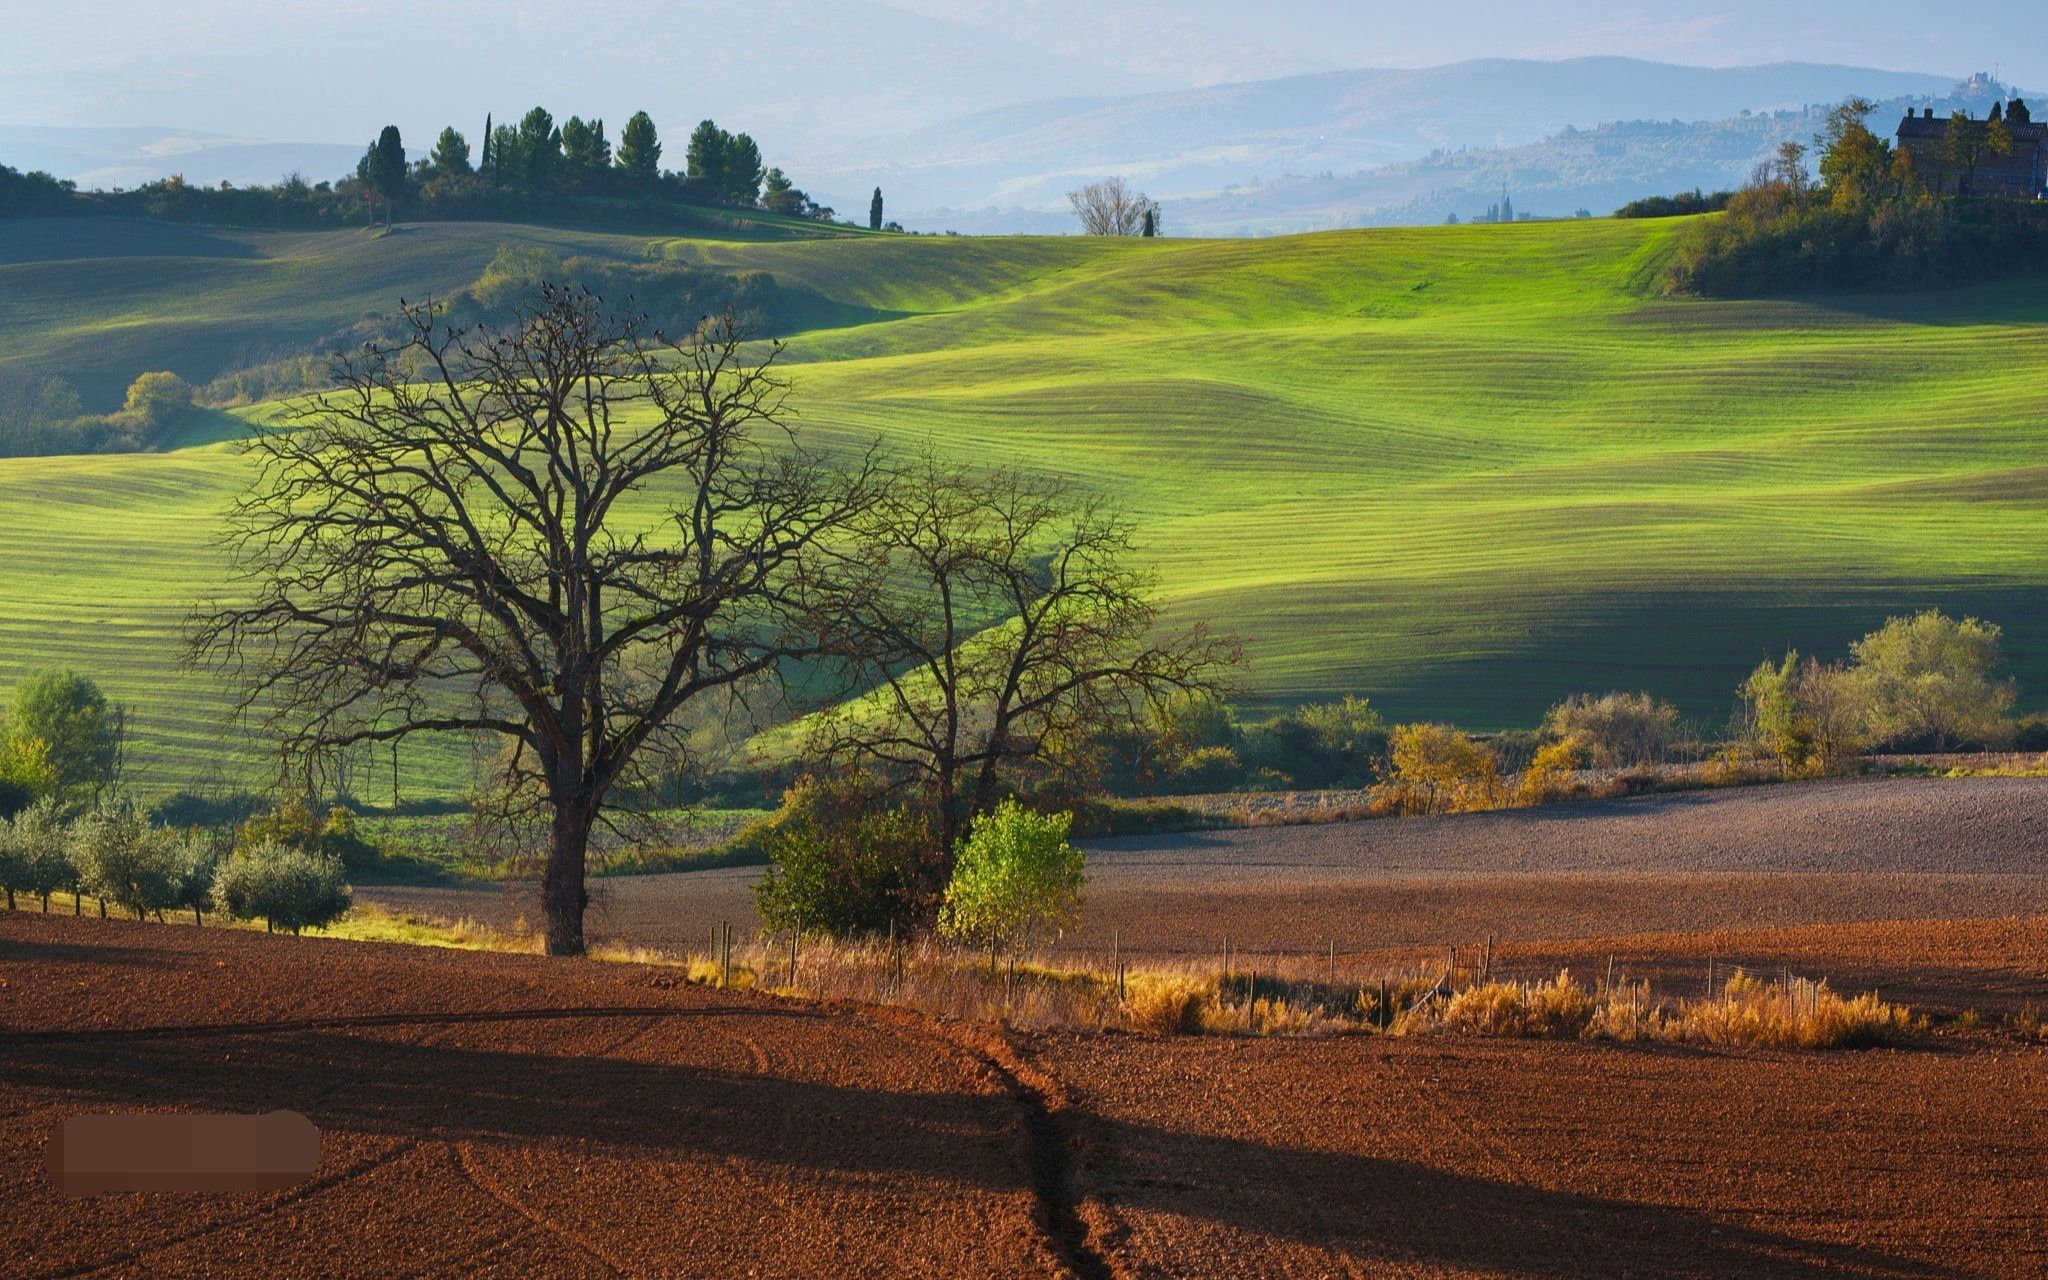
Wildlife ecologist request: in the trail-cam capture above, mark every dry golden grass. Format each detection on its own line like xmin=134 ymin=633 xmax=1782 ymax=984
xmin=1431 ymin=971 xmax=1601 ymax=1038
xmin=1399 ymin=966 xmax=1921 ymax=1049
xmin=28 ymin=894 xmax=1924 ymax=1051
xmin=1677 ymin=972 xmax=1920 ymax=1048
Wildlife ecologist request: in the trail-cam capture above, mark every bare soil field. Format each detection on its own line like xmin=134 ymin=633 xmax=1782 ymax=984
xmin=362 ymin=776 xmax=2048 ymax=972
xmin=4 ymin=913 xmax=2046 ymax=1279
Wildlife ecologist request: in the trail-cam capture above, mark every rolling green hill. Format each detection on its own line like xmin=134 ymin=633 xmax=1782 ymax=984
xmin=3 ymin=214 xmax=2045 ymax=797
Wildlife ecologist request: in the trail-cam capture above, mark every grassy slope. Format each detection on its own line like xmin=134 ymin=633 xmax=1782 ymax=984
xmin=2 ymin=214 xmax=2045 ymax=796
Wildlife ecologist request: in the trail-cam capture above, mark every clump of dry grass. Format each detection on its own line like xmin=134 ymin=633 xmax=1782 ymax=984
xmin=1123 ymin=973 xmax=1210 ymax=1033
xmin=2014 ymin=1003 xmax=2047 ymax=1041
xmin=303 ymin=905 xmax=544 ymax=953
xmin=1430 ymin=971 xmax=1600 ymax=1038
xmin=1677 ymin=971 xmax=1919 ymax=1049
xmin=1395 ymin=966 xmax=1918 ymax=1050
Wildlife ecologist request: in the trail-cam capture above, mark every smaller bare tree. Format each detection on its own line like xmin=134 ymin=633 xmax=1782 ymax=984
xmin=1068 ymin=176 xmax=1159 ymax=236
xmin=813 ymin=456 xmax=1235 ymax=910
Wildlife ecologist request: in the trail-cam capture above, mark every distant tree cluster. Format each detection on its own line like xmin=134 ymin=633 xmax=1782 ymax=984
xmin=381 ymin=110 xmax=839 ymax=223
xmin=1668 ymin=97 xmax=2048 ymax=294
xmin=4 ymin=109 xmax=873 ymax=235
xmin=0 ymin=164 xmax=78 ymax=216
xmin=0 ymin=367 xmax=198 ymax=458
xmin=1614 ymin=189 xmax=1734 ymax=218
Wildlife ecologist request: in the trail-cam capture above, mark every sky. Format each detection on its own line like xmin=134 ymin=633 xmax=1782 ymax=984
xmin=2 ymin=1 xmax=2040 ymax=160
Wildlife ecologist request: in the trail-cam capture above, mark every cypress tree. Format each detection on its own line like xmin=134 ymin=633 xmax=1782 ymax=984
xmin=480 ymin=114 xmax=494 ymax=184
xmin=869 ymin=186 xmax=884 ymax=231
xmin=369 ymin=125 xmax=407 ymax=226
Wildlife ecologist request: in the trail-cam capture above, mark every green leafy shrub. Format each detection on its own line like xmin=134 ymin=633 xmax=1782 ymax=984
xmin=5 ymin=670 xmax=122 ymax=804
xmin=753 ymin=777 xmax=936 ymax=937
xmin=1850 ymin=610 xmax=2014 ymax=751
xmin=215 ymin=841 xmax=351 ymax=934
xmin=938 ymin=800 xmax=1085 ymax=963
xmin=240 ymin=795 xmax=379 ymax=872
xmin=1541 ymin=691 xmax=1680 ymax=768
xmin=1242 ymin=696 xmax=1386 ymax=788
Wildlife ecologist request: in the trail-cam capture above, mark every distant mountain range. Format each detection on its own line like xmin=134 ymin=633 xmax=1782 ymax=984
xmin=828 ymin=58 xmax=1959 ymax=212
xmin=0 ymin=126 xmax=365 ymax=193
xmin=5 ymin=57 xmax=2028 ymax=236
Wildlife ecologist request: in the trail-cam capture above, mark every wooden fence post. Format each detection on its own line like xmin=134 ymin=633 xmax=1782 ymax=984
xmin=1113 ymin=929 xmax=1124 ymax=1003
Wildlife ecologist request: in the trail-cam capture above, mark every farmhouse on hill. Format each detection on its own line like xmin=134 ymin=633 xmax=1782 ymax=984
xmin=1895 ymin=102 xmax=2048 ymax=198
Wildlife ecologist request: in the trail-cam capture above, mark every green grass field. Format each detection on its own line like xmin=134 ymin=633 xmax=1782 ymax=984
xmin=2 ymin=213 xmax=2044 ymax=797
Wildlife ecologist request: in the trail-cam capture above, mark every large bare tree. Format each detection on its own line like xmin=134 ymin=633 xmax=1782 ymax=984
xmin=1067 ymin=176 xmax=1160 ymax=236
xmin=191 ymin=287 xmax=875 ymax=954
xmin=814 ymin=456 xmax=1234 ymax=903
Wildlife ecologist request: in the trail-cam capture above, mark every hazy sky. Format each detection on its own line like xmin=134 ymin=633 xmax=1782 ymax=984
xmin=3 ymin=1 xmax=2040 ymax=156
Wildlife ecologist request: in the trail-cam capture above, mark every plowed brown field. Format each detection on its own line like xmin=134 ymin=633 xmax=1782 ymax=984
xmin=4 ymin=912 xmax=2046 ymax=1279
xmin=364 ymin=777 xmax=2048 ymax=994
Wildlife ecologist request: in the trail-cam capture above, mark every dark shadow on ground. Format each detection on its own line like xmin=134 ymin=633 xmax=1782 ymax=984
xmin=0 ymin=1026 xmax=1962 ymax=1280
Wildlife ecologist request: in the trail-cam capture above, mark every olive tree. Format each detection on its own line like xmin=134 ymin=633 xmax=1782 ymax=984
xmin=0 ymin=815 xmax=25 ymax=910
xmin=215 ymin=842 xmax=349 ymax=934
xmin=166 ymin=831 xmax=220 ymax=925
xmin=69 ymin=800 xmax=176 ymax=920
xmin=190 ymin=290 xmax=878 ymax=955
xmin=10 ymin=798 xmax=76 ymax=911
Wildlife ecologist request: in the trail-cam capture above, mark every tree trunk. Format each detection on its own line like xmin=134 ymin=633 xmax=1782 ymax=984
xmin=543 ymin=796 xmax=592 ymax=957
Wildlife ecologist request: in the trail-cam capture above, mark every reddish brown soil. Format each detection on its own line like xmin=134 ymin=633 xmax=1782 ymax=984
xmin=6 ymin=914 xmax=2048 ymax=1278
xmin=1039 ymin=1031 xmax=2048 ymax=1278
xmin=0 ymin=913 xmax=1067 ymax=1279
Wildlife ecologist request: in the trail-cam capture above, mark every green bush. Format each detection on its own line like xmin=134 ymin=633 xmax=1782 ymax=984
xmin=1850 ymin=610 xmax=2014 ymax=752
xmin=938 ymin=800 xmax=1085 ymax=962
xmin=239 ymin=794 xmax=379 ymax=872
xmin=1541 ymin=691 xmax=1680 ymax=768
xmin=122 ymin=371 xmax=194 ymax=422
xmin=1243 ymin=696 xmax=1387 ymax=788
xmin=752 ymin=777 xmax=936 ymax=937
xmin=215 ymin=841 xmax=351 ymax=934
